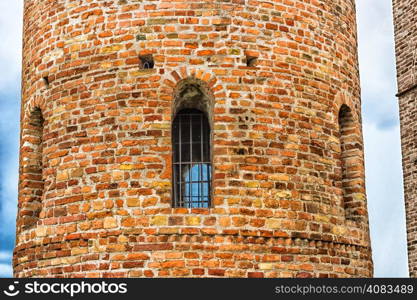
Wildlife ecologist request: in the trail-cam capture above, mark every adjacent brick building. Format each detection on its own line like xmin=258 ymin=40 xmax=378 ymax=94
xmin=393 ymin=0 xmax=417 ymax=278
xmin=14 ymin=0 xmax=373 ymax=277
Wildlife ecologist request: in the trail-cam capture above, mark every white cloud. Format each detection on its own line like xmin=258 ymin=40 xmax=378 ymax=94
xmin=357 ymin=0 xmax=396 ymax=91
xmin=357 ymin=0 xmax=398 ymax=127
xmin=0 ymin=1 xmax=22 ymax=254
xmin=0 ymin=0 xmax=23 ymax=90
xmin=0 ymin=251 xmax=12 ymax=261
xmin=0 ymin=263 xmax=12 ymax=278
xmin=356 ymin=0 xmax=408 ymax=277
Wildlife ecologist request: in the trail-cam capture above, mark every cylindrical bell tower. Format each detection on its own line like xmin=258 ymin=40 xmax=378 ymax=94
xmin=14 ymin=0 xmax=372 ymax=277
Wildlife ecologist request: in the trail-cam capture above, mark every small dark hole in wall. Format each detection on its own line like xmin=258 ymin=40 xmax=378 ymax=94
xmin=237 ymin=148 xmax=245 ymax=155
xmin=139 ymin=54 xmax=154 ymax=69
xmin=246 ymin=56 xmax=258 ymax=67
xmin=43 ymin=76 xmax=50 ymax=88
xmin=136 ymin=34 xmax=146 ymax=41
xmin=29 ymin=107 xmax=44 ymax=127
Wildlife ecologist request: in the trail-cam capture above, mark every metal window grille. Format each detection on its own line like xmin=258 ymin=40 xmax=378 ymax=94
xmin=172 ymin=109 xmax=211 ymax=208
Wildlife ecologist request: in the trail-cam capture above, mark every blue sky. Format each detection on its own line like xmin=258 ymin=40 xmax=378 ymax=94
xmin=0 ymin=0 xmax=409 ymax=277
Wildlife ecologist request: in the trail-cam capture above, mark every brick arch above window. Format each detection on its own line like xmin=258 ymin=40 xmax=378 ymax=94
xmin=172 ymin=77 xmax=215 ymax=123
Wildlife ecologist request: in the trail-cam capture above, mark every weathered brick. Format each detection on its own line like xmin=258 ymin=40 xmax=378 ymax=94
xmin=14 ymin=0 xmax=372 ymax=279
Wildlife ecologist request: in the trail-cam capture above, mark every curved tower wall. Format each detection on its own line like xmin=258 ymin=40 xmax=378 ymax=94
xmin=393 ymin=0 xmax=417 ymax=278
xmin=14 ymin=0 xmax=372 ymax=278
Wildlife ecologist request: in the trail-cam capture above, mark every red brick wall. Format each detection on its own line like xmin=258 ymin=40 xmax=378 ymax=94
xmin=393 ymin=0 xmax=417 ymax=278
xmin=14 ymin=0 xmax=372 ymax=278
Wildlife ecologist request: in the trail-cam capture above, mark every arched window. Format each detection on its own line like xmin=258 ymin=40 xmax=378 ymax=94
xmin=19 ymin=107 xmax=44 ymax=230
xmin=172 ymin=109 xmax=211 ymax=208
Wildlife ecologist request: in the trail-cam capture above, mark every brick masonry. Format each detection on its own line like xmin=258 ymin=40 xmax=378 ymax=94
xmin=14 ymin=0 xmax=373 ymax=278
xmin=393 ymin=0 xmax=417 ymax=278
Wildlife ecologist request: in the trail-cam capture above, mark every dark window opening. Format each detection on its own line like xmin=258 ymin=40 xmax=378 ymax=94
xmin=139 ymin=54 xmax=154 ymax=69
xmin=172 ymin=109 xmax=211 ymax=208
xmin=246 ymin=56 xmax=258 ymax=67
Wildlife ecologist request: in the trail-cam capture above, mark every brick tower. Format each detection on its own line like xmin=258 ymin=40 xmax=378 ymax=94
xmin=14 ymin=0 xmax=372 ymax=278
xmin=393 ymin=0 xmax=417 ymax=278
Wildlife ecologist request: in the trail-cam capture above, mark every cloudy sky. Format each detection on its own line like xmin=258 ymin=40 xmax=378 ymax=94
xmin=0 ymin=0 xmax=409 ymax=277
